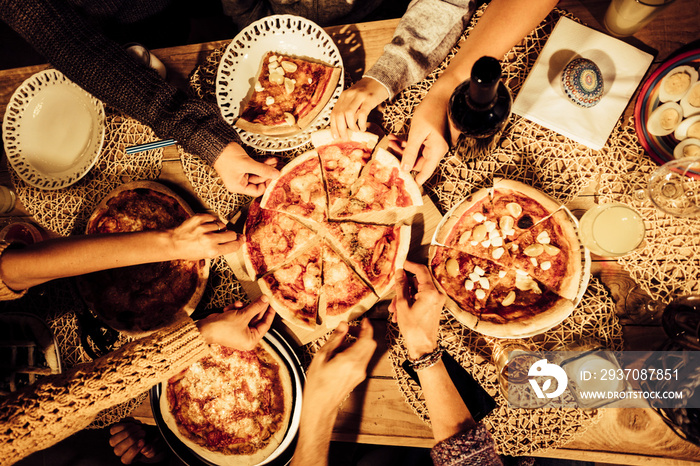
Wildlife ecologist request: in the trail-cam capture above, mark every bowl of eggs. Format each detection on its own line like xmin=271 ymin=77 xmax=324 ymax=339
xmin=635 ymin=48 xmax=700 ymax=164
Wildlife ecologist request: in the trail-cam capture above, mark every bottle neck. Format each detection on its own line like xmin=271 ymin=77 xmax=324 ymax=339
xmin=468 ymin=56 xmax=502 ymax=107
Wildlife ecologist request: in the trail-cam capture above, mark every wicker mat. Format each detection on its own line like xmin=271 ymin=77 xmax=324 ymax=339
xmin=10 ymin=109 xmax=164 ymax=236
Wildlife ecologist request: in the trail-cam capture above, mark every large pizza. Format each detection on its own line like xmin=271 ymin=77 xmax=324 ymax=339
xmin=236 ymin=52 xmax=341 ymax=136
xmin=243 ymin=130 xmax=423 ymax=329
xmin=76 ymin=181 xmax=209 ymax=336
xmin=430 ymin=179 xmax=584 ymax=338
xmin=161 ymin=341 xmax=294 ymax=466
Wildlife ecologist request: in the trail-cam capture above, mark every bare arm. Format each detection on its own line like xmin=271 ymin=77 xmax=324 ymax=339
xmin=391 ymin=261 xmax=476 ymax=441
xmin=0 ymin=213 xmax=240 ymax=290
xmin=402 ymin=0 xmax=559 ymax=183
xmin=291 ymin=319 xmax=377 ymax=466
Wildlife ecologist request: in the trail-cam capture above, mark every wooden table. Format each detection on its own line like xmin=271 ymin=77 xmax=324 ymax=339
xmin=1 ymin=1 xmax=700 ymax=464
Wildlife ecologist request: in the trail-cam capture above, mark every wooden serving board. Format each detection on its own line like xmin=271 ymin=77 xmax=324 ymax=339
xmin=223 ymin=193 xmax=443 ymax=345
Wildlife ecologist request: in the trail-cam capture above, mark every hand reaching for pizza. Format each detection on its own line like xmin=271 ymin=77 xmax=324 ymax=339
xmin=304 ymin=319 xmax=377 ymax=414
xmin=213 ymin=142 xmax=280 ymax=196
xmin=195 ymin=296 xmax=275 ymax=350
xmin=330 ymin=77 xmax=390 ymax=140
xmin=390 ymin=261 xmax=446 ymax=360
xmin=396 ymin=80 xmax=455 ymax=185
xmin=169 ymin=213 xmax=241 ymax=259
xmin=109 ymin=419 xmax=167 ymax=464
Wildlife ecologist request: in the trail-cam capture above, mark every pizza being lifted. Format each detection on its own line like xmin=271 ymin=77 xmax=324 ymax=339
xmin=430 ymin=179 xmax=583 ymax=338
xmin=76 ymin=182 xmax=209 ymax=336
xmin=244 ymin=130 xmax=421 ymax=330
xmin=162 ymin=341 xmax=293 ymax=466
xmin=236 ymin=52 xmax=341 ymax=136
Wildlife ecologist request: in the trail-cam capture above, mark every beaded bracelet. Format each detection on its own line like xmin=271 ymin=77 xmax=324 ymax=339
xmin=407 ymin=347 xmax=444 ymax=371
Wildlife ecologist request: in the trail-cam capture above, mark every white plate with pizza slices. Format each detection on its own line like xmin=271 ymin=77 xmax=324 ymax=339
xmin=2 ymin=69 xmax=105 ymax=190
xmin=429 ymin=179 xmax=591 ymax=339
xmin=151 ymin=328 xmax=304 ymax=466
xmin=216 ymin=15 xmax=344 ymax=151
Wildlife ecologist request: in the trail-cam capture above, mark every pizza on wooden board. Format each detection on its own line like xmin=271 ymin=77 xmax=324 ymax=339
xmin=245 ymin=129 xmax=421 ymax=330
xmin=430 ymin=179 xmax=582 ymax=338
xmin=76 ymin=181 xmax=209 ymax=336
xmin=161 ymin=341 xmax=293 ymax=466
xmin=235 ymin=52 xmax=341 ymax=136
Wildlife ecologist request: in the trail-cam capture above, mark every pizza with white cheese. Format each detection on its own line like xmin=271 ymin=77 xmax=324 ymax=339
xmin=161 ymin=341 xmax=293 ymax=466
xmin=430 ymin=179 xmax=582 ymax=338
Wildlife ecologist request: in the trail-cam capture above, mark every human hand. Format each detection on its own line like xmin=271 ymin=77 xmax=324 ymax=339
xmin=213 ymin=142 xmax=279 ymax=196
xmin=168 ymin=213 xmax=241 ymax=260
xmin=304 ymin=319 xmax=377 ymax=414
xmin=399 ymin=83 xmax=454 ymax=185
xmin=109 ymin=419 xmax=166 ymax=464
xmin=331 ymin=77 xmax=389 ymax=140
xmin=196 ymin=296 xmax=275 ymax=350
xmin=389 ymin=261 xmax=445 ymax=360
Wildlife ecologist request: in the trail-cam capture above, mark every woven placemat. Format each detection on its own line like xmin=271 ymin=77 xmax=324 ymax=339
xmin=10 ymin=109 xmax=163 ymax=236
xmin=596 ymin=118 xmax=700 ymax=303
xmin=387 ymin=277 xmax=622 ymax=456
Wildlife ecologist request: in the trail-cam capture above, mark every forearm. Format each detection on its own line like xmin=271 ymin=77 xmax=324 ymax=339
xmin=0 ymin=231 xmax=181 ymax=290
xmin=438 ymin=0 xmax=559 ymax=85
xmin=0 ymin=319 xmax=209 ymax=465
xmin=417 ymin=359 xmax=476 ymax=443
xmin=290 ymin=399 xmax=337 ymax=466
xmin=0 ymin=0 xmax=239 ymax=165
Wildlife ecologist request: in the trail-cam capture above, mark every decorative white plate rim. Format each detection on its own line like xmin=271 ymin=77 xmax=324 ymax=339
xmin=215 ymin=14 xmax=344 ymax=152
xmin=2 ymin=69 xmax=106 ymax=190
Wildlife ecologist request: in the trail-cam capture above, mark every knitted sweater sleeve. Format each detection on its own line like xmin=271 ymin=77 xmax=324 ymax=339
xmin=430 ymin=424 xmax=504 ymax=466
xmin=0 ymin=319 xmax=210 ymax=466
xmin=364 ymin=0 xmax=476 ymax=98
xmin=0 ymin=0 xmax=240 ymax=165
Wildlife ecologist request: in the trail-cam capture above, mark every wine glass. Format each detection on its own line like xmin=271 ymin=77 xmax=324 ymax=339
xmin=646 ymin=157 xmax=700 ymax=217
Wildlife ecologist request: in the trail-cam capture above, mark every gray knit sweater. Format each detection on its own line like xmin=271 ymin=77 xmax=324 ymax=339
xmin=366 ymin=0 xmax=476 ymax=98
xmin=1 ymin=0 xmax=240 ymax=165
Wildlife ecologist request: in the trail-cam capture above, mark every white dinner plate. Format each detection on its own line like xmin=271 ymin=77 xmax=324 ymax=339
xmin=2 ymin=69 xmax=105 ymax=190
xmin=215 ymin=15 xmax=344 ymax=152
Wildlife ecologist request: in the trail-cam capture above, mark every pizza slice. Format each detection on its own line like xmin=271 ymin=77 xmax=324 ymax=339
xmin=261 ymin=151 xmax=327 ymax=224
xmin=329 ymin=147 xmax=423 ymax=222
xmin=324 ymin=221 xmax=410 ymax=297
xmin=258 ymin=243 xmax=322 ymax=329
xmin=508 ymin=209 xmax=582 ymax=300
xmin=435 ymin=188 xmax=513 ymax=268
xmin=236 ymin=52 xmax=341 ymax=135
xmin=319 ymin=240 xmax=378 ymax=328
xmin=311 ymin=129 xmax=379 ymax=214
xmin=243 ymin=199 xmax=320 ymax=279
xmin=490 ymin=179 xmax=563 ymax=239
xmin=480 ymin=268 xmax=574 ymax=335
xmin=429 ymin=245 xmax=507 ymax=316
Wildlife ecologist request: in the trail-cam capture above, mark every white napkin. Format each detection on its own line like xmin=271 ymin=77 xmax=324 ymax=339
xmin=512 ymin=17 xmax=653 ymax=150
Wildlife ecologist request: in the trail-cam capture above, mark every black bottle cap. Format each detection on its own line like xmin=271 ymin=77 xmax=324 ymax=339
xmin=469 ymin=56 xmax=502 ymax=106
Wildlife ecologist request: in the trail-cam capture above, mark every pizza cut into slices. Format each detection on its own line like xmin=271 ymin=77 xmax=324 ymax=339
xmin=311 ymin=129 xmax=379 ymax=213
xmin=243 ymin=199 xmax=320 ymax=279
xmin=260 ymin=151 xmax=327 ymax=224
xmin=430 ymin=245 xmax=507 ymax=316
xmin=258 ymin=243 xmax=322 ymax=329
xmin=330 ymin=147 xmax=423 ymax=221
xmin=319 ymin=240 xmax=377 ymax=328
xmin=435 ymin=187 xmax=513 ymax=268
xmin=324 ymin=221 xmax=410 ymax=297
xmin=236 ymin=52 xmax=341 ymax=135
xmin=509 ymin=209 xmax=582 ymax=300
